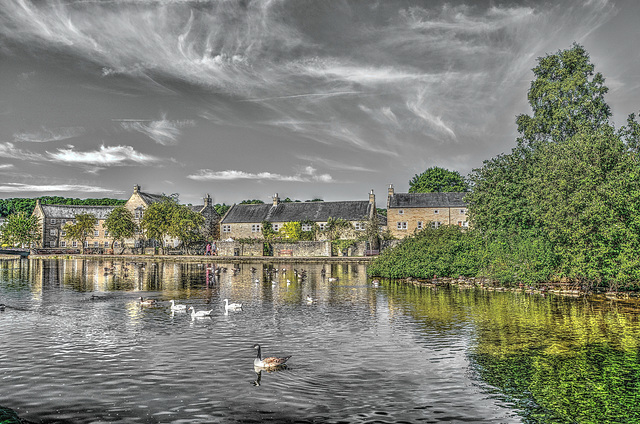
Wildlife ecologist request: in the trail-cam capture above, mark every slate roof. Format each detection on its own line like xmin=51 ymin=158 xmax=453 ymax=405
xmin=388 ymin=192 xmax=467 ymax=208
xmin=222 ymin=201 xmax=373 ymax=224
xmin=40 ymin=204 xmax=116 ymax=220
xmin=138 ymin=192 xmax=168 ymax=205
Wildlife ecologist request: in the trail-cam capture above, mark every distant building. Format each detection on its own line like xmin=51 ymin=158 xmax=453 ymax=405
xmin=386 ymin=184 xmax=468 ymax=238
xmin=32 ymin=200 xmax=115 ymax=249
xmin=220 ymin=191 xmax=377 ymax=240
xmin=32 ymin=185 xmax=220 ymax=250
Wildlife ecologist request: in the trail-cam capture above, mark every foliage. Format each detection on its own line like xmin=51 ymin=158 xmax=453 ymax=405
xmin=279 ymin=221 xmax=303 ymax=240
xmin=331 ymin=239 xmax=357 ymax=256
xmin=140 ymin=200 xmax=175 ymax=253
xmin=168 ymin=204 xmax=205 ymax=247
xmin=323 ymin=217 xmax=352 ymax=241
xmin=104 ymin=206 xmax=136 ymax=251
xmin=368 ymin=226 xmax=482 ymax=279
xmin=239 ymin=199 xmax=264 ymax=204
xmin=0 ymin=211 xmax=41 ymax=247
xmin=409 ymin=166 xmax=469 ymax=193
xmin=214 ymin=203 xmax=231 ymax=217
xmin=261 ymin=220 xmax=277 ymax=240
xmin=64 ymin=213 xmax=97 ymax=254
xmin=515 ymin=42 xmax=611 ymax=147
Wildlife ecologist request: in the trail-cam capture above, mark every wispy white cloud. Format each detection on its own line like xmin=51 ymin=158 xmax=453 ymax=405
xmin=187 ymin=165 xmax=333 ymax=183
xmin=0 ymin=142 xmax=46 ymax=161
xmin=0 ymin=164 xmax=15 ymax=170
xmin=116 ymin=117 xmax=196 ymax=145
xmin=13 ymin=126 xmax=85 ymax=143
xmin=296 ymin=155 xmax=374 ymax=172
xmin=47 ymin=144 xmax=161 ymax=167
xmin=0 ymin=182 xmax=123 ymax=194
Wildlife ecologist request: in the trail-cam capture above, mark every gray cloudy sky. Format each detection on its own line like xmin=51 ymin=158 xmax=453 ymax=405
xmin=1 ymin=0 xmax=639 ymax=205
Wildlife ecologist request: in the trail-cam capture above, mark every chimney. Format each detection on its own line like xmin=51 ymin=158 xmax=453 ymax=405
xmin=369 ymin=189 xmax=376 ymax=218
xmin=387 ymin=184 xmax=394 ymax=209
xmin=273 ymin=193 xmax=280 ymax=206
xmin=134 ymin=185 xmax=140 ymax=194
xmin=204 ymin=194 xmax=212 ymax=207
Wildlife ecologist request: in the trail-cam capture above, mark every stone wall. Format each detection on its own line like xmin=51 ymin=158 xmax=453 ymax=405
xmin=216 ymin=240 xmax=263 ymax=256
xmin=387 ymin=206 xmax=469 ymax=238
xmin=272 ymin=241 xmax=331 ymax=257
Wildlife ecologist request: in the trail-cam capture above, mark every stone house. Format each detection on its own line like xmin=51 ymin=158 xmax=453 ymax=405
xmin=124 ymin=185 xmax=220 ymax=247
xmin=32 ymin=200 xmax=115 ymax=249
xmin=220 ymin=191 xmax=377 ymax=240
xmin=386 ymin=184 xmax=469 ymax=238
xmin=32 ymin=185 xmax=220 ymax=250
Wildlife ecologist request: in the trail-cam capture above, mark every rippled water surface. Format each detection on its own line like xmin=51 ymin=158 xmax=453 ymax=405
xmin=2 ymin=258 xmax=640 ymax=423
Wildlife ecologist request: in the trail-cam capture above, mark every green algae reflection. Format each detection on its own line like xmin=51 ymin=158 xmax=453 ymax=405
xmin=383 ymin=283 xmax=640 ymax=423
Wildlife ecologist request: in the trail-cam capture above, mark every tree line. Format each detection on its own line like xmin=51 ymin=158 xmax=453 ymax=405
xmin=370 ymin=43 xmax=640 ymax=291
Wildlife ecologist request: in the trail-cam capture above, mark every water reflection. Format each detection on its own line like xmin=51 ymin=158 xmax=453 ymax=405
xmin=5 ymin=258 xmax=639 ymax=422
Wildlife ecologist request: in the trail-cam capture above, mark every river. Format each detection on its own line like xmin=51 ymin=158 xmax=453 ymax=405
xmin=1 ymin=258 xmax=639 ymax=423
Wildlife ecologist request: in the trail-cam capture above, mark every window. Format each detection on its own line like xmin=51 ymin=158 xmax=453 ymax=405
xmin=302 ymin=223 xmax=313 ymax=232
xmin=104 ymin=230 xmax=109 ymax=237
xmin=61 ymin=230 xmax=66 ymax=236
xmin=49 ymin=229 xmax=56 ymax=235
xmin=354 ymin=222 xmax=365 ymax=231
xmin=417 ymin=221 xmax=423 ymax=230
xmin=114 ymin=242 xmax=119 ymax=247
xmin=135 ymin=208 xmax=143 ymax=219
xmin=60 ymin=241 xmax=66 ymax=247
xmin=318 ymin=223 xmax=326 ymax=231
xmin=104 ymin=242 xmax=109 ymax=248
xmin=397 ymin=222 xmax=408 ymax=230
xmin=460 ymin=209 xmax=466 ymax=214
xmin=458 ymin=221 xmax=463 ymax=227
xmin=50 ymin=219 xmax=56 ymax=224
xmin=94 ymin=230 xmax=99 ymax=237
xmin=251 ymin=224 xmax=261 ymax=233
xmin=434 ymin=209 xmax=439 ymax=214
xmin=72 ymin=241 xmax=78 ymax=248
xmin=94 ymin=241 xmax=99 ymax=247
xmin=272 ymin=224 xmax=280 ymax=232
xmin=398 ymin=210 xmax=404 ymax=215
xmin=84 ymin=241 xmax=89 ymax=248
xmin=222 ymin=225 xmax=231 ymax=233
xmin=49 ymin=241 xmax=56 ymax=247
xmin=431 ymin=221 xmax=442 ymax=229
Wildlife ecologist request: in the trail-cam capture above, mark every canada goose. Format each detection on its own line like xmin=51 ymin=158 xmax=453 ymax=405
xmin=140 ymin=297 xmax=156 ymax=306
xmin=188 ymin=306 xmax=212 ymax=317
xmin=253 ymin=344 xmax=291 ymax=369
xmin=169 ymin=300 xmax=187 ymax=311
xmin=224 ymin=299 xmax=242 ymax=311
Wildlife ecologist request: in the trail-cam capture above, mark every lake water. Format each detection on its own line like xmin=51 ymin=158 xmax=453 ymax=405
xmin=1 ymin=258 xmax=640 ymax=423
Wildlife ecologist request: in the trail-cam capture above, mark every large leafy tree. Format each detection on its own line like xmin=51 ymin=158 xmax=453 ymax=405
xmin=409 ymin=167 xmax=468 ymax=193
xmin=516 ymin=42 xmax=611 ymax=146
xmin=168 ymin=204 xmax=205 ymax=247
xmin=64 ymin=213 xmax=97 ymax=254
xmin=0 ymin=212 xmax=41 ymax=248
xmin=140 ymin=200 xmax=175 ymax=253
xmin=104 ymin=206 xmax=136 ymax=253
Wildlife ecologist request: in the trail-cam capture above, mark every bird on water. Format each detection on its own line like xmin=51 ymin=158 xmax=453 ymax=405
xmin=253 ymin=344 xmax=291 ymax=369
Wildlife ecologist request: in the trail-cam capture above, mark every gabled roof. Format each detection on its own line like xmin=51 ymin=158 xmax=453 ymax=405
xmin=39 ymin=204 xmax=115 ymax=220
xmin=222 ymin=201 xmax=373 ymax=224
xmin=138 ymin=192 xmax=167 ymax=205
xmin=388 ymin=192 xmax=467 ymax=208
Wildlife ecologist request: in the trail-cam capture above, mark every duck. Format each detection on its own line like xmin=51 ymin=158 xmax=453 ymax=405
xmin=223 ymin=298 xmax=242 ymax=311
xmin=140 ymin=297 xmax=156 ymax=306
xmin=327 ymin=277 xmax=338 ymax=282
xmin=0 ymin=304 xmax=5 ymax=311
xmin=188 ymin=306 xmax=212 ymax=317
xmin=372 ymin=279 xmax=380 ymax=287
xmin=169 ymin=300 xmax=187 ymax=311
xmin=305 ymin=295 xmax=317 ymax=304
xmin=253 ymin=344 xmax=291 ymax=369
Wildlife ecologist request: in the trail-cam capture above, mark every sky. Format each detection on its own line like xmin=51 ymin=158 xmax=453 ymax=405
xmin=1 ymin=0 xmax=639 ymax=206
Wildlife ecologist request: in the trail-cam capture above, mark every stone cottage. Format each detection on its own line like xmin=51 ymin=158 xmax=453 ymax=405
xmin=386 ymin=184 xmax=469 ymax=238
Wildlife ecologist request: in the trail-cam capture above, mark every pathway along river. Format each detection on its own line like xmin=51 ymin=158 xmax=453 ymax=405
xmin=1 ymin=258 xmax=639 ymax=423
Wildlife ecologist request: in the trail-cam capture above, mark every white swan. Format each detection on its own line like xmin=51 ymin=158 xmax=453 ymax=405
xmin=169 ymin=300 xmax=187 ymax=311
xmin=253 ymin=344 xmax=291 ymax=369
xmin=188 ymin=306 xmax=212 ymax=317
xmin=224 ymin=298 xmax=242 ymax=311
